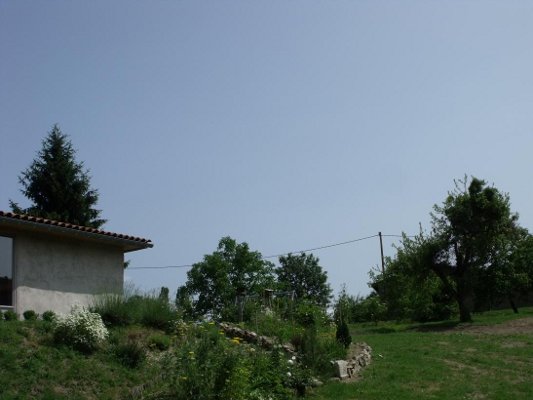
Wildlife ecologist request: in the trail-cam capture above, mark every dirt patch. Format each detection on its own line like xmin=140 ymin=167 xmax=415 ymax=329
xmin=454 ymin=317 xmax=533 ymax=335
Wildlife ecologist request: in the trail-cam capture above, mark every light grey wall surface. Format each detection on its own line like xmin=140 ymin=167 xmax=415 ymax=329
xmin=0 ymin=236 xmax=12 ymax=279
xmin=13 ymin=233 xmax=123 ymax=315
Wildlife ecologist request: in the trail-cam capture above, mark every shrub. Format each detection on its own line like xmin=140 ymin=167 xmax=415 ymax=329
xmin=292 ymin=325 xmax=346 ymax=377
xmin=53 ymin=308 xmax=108 ymax=353
xmin=149 ymin=333 xmax=171 ymax=351
xmin=3 ymin=310 xmax=17 ymax=321
xmin=23 ymin=310 xmax=38 ymax=321
xmin=114 ymin=340 xmax=146 ymax=368
xmin=91 ymin=292 xmax=177 ymax=330
xmin=138 ymin=296 xmax=176 ymax=331
xmin=292 ymin=301 xmax=330 ymax=328
xmin=42 ymin=310 xmax=56 ymax=322
xmin=159 ymin=323 xmax=293 ymax=400
xmin=91 ymin=294 xmax=135 ymax=326
xmin=335 ymin=319 xmax=352 ymax=348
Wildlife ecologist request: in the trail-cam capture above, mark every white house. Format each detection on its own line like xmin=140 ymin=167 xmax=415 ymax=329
xmin=0 ymin=211 xmax=152 ymax=315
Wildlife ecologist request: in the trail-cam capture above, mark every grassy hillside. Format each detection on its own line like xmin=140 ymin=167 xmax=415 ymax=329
xmin=312 ymin=308 xmax=533 ymax=400
xmin=0 ymin=322 xmax=161 ymax=399
xmin=1 ymin=308 xmax=532 ymax=399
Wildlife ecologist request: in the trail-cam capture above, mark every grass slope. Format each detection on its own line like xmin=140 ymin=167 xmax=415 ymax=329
xmin=0 ymin=322 xmax=159 ymax=400
xmin=1 ymin=308 xmax=532 ymax=399
xmin=312 ymin=308 xmax=533 ymax=400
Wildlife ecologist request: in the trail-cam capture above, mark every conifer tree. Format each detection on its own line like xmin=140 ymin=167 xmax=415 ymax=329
xmin=10 ymin=124 xmax=106 ymax=228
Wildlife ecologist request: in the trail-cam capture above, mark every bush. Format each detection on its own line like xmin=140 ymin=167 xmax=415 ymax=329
xmin=3 ymin=310 xmax=17 ymax=321
xmin=160 ymin=323 xmax=293 ymax=400
xmin=292 ymin=325 xmax=346 ymax=377
xmin=91 ymin=294 xmax=135 ymax=326
xmin=53 ymin=308 xmax=108 ymax=353
xmin=292 ymin=301 xmax=330 ymax=328
xmin=114 ymin=340 xmax=146 ymax=368
xmin=138 ymin=296 xmax=176 ymax=331
xmin=23 ymin=310 xmax=38 ymax=321
xmin=149 ymin=333 xmax=171 ymax=351
xmin=91 ymin=292 xmax=177 ymax=330
xmin=335 ymin=320 xmax=352 ymax=348
xmin=42 ymin=310 xmax=56 ymax=322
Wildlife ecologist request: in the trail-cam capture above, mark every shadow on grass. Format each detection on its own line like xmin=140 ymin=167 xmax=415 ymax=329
xmin=365 ymin=327 xmax=398 ymax=334
xmin=407 ymin=320 xmax=460 ymax=332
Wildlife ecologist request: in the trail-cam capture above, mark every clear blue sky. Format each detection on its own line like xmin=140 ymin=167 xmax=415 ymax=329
xmin=2 ymin=1 xmax=533 ymax=299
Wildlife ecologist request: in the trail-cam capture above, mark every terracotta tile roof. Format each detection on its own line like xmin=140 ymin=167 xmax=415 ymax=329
xmin=0 ymin=211 xmax=152 ymax=247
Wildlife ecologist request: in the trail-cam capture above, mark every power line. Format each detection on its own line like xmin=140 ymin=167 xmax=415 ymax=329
xmin=128 ymin=232 xmax=411 ymax=270
xmin=262 ymin=234 xmax=378 ymax=259
xmin=129 ymin=264 xmax=193 ymax=270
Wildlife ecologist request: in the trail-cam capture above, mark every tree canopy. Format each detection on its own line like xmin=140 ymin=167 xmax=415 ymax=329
xmin=10 ymin=125 xmax=105 ymax=228
xmin=429 ymin=177 xmax=520 ymax=322
xmin=276 ymin=253 xmax=332 ymax=307
xmin=177 ymin=236 xmax=275 ymax=319
xmin=366 ymin=176 xmax=531 ymax=324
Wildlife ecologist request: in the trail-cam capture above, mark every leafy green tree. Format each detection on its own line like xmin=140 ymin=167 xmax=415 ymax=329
xmin=276 ymin=253 xmax=332 ymax=307
xmin=476 ymin=230 xmax=533 ymax=313
xmin=178 ymin=236 xmax=275 ymax=319
xmin=429 ymin=177 xmax=520 ymax=322
xmin=10 ymin=125 xmax=105 ymax=228
xmin=370 ymin=232 xmax=455 ymax=322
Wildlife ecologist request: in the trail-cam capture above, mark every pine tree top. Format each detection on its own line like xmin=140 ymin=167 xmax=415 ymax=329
xmin=10 ymin=124 xmax=106 ymax=229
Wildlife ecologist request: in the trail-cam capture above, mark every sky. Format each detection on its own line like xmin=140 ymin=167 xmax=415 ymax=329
xmin=1 ymin=1 xmax=533 ymax=299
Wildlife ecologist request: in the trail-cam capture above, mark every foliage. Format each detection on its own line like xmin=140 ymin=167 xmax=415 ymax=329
xmin=335 ymin=320 xmax=352 ymax=348
xmin=53 ymin=308 xmax=108 ymax=353
xmin=369 ymin=177 xmax=527 ymax=323
xmin=430 ymin=176 xmax=521 ymax=322
xmin=161 ymin=322 xmax=293 ymax=400
xmin=23 ymin=310 xmax=38 ymax=321
xmin=159 ymin=286 xmax=170 ymax=302
xmin=1 ymin=307 xmax=532 ymax=400
xmin=291 ymin=324 xmax=345 ymax=377
xmin=276 ymin=253 xmax=332 ymax=307
xmin=42 ymin=310 xmax=56 ymax=322
xmin=138 ymin=295 xmax=177 ymax=331
xmin=474 ymin=231 xmax=533 ymax=312
xmin=3 ymin=310 xmax=17 ymax=321
xmin=291 ymin=300 xmax=330 ymax=328
xmin=149 ymin=333 xmax=171 ymax=351
xmin=10 ymin=124 xmax=105 ymax=228
xmin=91 ymin=293 xmax=135 ymax=326
xmin=178 ymin=236 xmax=275 ymax=320
xmin=114 ymin=339 xmax=146 ymax=368
xmin=91 ymin=292 xmax=177 ymax=331
xmin=248 ymin=310 xmax=304 ymax=344
xmin=369 ymin=233 xmax=456 ymax=322
xmin=334 ymin=288 xmax=388 ymax=324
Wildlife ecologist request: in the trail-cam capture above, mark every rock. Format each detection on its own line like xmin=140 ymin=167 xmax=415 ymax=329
xmin=333 ymin=360 xmax=349 ymax=379
xmin=309 ymin=377 xmax=323 ymax=387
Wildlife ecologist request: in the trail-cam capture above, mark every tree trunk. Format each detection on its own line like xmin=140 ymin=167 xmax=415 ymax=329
xmin=509 ymin=296 xmax=519 ymax=314
xmin=457 ymin=284 xmax=473 ymax=323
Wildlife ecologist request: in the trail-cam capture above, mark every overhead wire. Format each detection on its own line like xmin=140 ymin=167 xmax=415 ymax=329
xmin=127 ymin=232 xmax=411 ymax=270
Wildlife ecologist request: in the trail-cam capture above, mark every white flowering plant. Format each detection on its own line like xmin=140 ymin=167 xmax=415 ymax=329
xmin=53 ymin=307 xmax=109 ymax=352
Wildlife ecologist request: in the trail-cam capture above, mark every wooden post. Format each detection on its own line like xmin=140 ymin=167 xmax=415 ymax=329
xmin=379 ymin=232 xmax=385 ymax=274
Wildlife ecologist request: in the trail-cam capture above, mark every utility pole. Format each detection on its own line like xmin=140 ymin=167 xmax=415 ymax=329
xmin=378 ymin=232 xmax=385 ymax=274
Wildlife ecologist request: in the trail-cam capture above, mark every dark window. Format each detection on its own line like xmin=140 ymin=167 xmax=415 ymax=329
xmin=0 ymin=237 xmax=13 ymax=306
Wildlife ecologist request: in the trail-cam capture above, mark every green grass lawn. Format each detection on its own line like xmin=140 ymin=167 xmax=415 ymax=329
xmin=1 ymin=308 xmax=532 ymax=399
xmin=311 ymin=308 xmax=533 ymax=400
xmin=0 ymin=322 xmax=160 ymax=400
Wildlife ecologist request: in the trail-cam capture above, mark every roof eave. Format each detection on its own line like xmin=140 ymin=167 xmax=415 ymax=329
xmin=0 ymin=216 xmax=153 ymax=253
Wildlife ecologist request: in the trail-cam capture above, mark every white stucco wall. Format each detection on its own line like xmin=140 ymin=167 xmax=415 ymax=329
xmin=13 ymin=233 xmax=124 ymax=315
